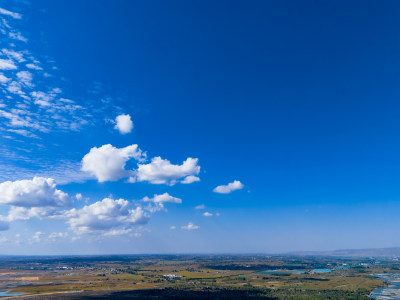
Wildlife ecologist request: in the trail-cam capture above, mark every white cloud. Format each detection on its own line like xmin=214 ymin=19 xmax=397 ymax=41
xmin=181 ymin=175 xmax=200 ymax=184
xmin=9 ymin=31 xmax=27 ymax=42
xmin=203 ymin=212 xmax=213 ymax=217
xmin=26 ymin=63 xmax=42 ymax=70
xmin=8 ymin=129 xmax=39 ymax=138
xmin=213 ymin=180 xmax=244 ymax=194
xmin=0 ymin=159 xmax=91 ymax=186
xmin=16 ymin=71 xmax=33 ymax=87
xmin=31 ymin=231 xmax=44 ymax=243
xmin=0 ymin=59 xmax=17 ymax=70
xmin=130 ymin=157 xmax=200 ymax=185
xmin=2 ymin=49 xmax=25 ymax=62
xmin=66 ymin=198 xmax=149 ymax=235
xmin=75 ymin=193 xmax=83 ymax=200
xmin=81 ymin=144 xmax=146 ymax=182
xmin=0 ymin=177 xmax=71 ymax=207
xmin=7 ymin=81 xmax=25 ymax=97
xmin=102 ymin=228 xmax=138 ymax=237
xmin=5 ymin=206 xmax=60 ymax=221
xmin=0 ymin=109 xmax=48 ymax=132
xmin=0 ymin=73 xmax=11 ymax=83
xmin=142 ymin=193 xmax=182 ymax=212
xmin=169 ymin=225 xmax=176 ymax=230
xmin=30 ymin=90 xmax=57 ymax=107
xmin=83 ymin=144 xmax=202 ymax=185
xmin=0 ymin=8 xmax=22 ymax=19
xmin=114 ymin=114 xmax=133 ymax=134
xmin=195 ymin=204 xmax=205 ymax=210
xmin=181 ymin=222 xmax=200 ymax=230
xmin=142 ymin=193 xmax=182 ymax=204
xmin=48 ymin=232 xmax=68 ymax=239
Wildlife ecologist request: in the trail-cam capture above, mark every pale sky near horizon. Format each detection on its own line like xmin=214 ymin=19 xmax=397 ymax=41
xmin=1 ymin=0 xmax=400 ymax=255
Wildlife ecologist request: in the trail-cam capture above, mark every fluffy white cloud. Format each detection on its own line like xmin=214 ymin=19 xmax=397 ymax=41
xmin=213 ymin=180 xmax=244 ymax=194
xmin=169 ymin=225 xmax=176 ymax=230
xmin=130 ymin=157 xmax=200 ymax=185
xmin=75 ymin=193 xmax=83 ymax=200
xmin=5 ymin=206 xmax=60 ymax=221
xmin=0 ymin=177 xmax=71 ymax=207
xmin=181 ymin=222 xmax=200 ymax=230
xmin=0 ymin=8 xmax=22 ymax=19
xmin=203 ymin=212 xmax=213 ymax=217
xmin=84 ymin=143 xmax=200 ymax=185
xmin=195 ymin=204 xmax=205 ymax=210
xmin=181 ymin=175 xmax=200 ymax=184
xmin=114 ymin=114 xmax=133 ymax=134
xmin=0 ymin=59 xmax=17 ymax=70
xmin=142 ymin=193 xmax=182 ymax=204
xmin=142 ymin=193 xmax=182 ymax=213
xmin=81 ymin=144 xmax=146 ymax=182
xmin=66 ymin=198 xmax=149 ymax=235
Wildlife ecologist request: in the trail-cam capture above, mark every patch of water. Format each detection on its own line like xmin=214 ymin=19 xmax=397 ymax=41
xmin=311 ymin=268 xmax=332 ymax=273
xmin=371 ymin=273 xmax=400 ymax=300
xmin=0 ymin=290 xmax=26 ymax=297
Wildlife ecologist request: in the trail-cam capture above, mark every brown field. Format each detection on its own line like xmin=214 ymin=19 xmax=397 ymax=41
xmin=0 ymin=255 xmax=390 ymax=299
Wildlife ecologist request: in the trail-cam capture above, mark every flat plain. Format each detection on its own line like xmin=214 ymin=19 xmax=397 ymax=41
xmin=0 ymin=255 xmax=394 ymax=299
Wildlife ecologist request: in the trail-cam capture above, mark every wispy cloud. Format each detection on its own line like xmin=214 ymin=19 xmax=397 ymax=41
xmin=0 ymin=6 xmax=123 ymax=185
xmin=7 ymin=129 xmax=39 ymax=138
xmin=0 ymin=11 xmax=95 ymax=137
xmin=0 ymin=58 xmax=17 ymax=70
xmin=195 ymin=204 xmax=205 ymax=210
xmin=0 ymin=8 xmax=21 ymax=19
xmin=0 ymin=151 xmax=91 ymax=184
xmin=181 ymin=222 xmax=200 ymax=230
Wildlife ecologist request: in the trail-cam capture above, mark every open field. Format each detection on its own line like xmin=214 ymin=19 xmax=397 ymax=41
xmin=0 ymin=255 xmax=393 ymax=299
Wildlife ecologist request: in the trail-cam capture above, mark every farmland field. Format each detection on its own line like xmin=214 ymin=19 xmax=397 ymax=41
xmin=0 ymin=255 xmax=391 ymax=299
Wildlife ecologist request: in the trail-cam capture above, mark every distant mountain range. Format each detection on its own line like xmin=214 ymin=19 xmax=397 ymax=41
xmin=287 ymin=247 xmax=400 ymax=257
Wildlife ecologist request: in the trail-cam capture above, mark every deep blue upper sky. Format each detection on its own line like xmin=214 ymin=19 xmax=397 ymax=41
xmin=0 ymin=0 xmax=400 ymax=254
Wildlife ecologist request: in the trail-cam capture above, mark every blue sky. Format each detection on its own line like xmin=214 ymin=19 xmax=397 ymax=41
xmin=0 ymin=0 xmax=400 ymax=254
